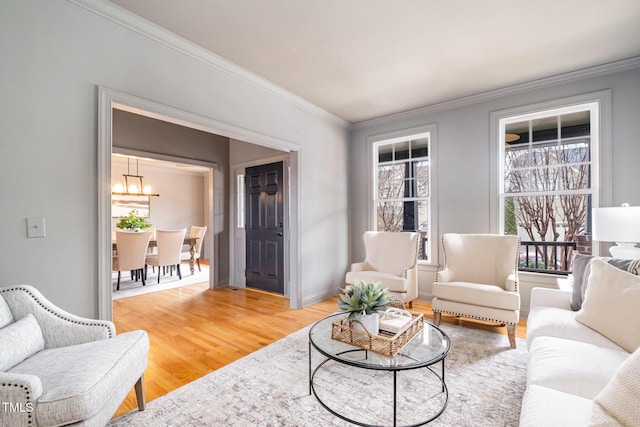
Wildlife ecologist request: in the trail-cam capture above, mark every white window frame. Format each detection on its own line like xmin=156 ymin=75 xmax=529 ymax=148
xmin=490 ymin=90 xmax=612 ymax=258
xmin=236 ymin=173 xmax=245 ymax=229
xmin=368 ymin=124 xmax=438 ymax=263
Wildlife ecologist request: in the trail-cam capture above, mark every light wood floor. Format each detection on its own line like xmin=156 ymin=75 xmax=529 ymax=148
xmin=113 ymin=283 xmax=527 ymax=417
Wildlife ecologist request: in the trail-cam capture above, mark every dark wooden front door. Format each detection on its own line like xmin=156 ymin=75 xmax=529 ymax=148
xmin=245 ymin=161 xmax=284 ymax=294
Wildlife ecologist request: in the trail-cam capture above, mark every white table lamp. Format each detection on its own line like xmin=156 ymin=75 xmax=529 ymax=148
xmin=592 ymin=204 xmax=640 ymax=259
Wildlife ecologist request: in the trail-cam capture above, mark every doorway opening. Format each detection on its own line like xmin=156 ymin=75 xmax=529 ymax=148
xmin=98 ymin=87 xmax=302 ymax=320
xmin=110 ymin=152 xmax=214 ymax=299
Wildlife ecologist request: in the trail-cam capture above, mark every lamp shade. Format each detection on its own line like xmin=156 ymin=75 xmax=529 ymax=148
xmin=592 ymin=206 xmax=640 ymax=243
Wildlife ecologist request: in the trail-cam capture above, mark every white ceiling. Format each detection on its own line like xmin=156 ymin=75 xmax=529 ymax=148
xmin=107 ymin=0 xmax=640 ymax=123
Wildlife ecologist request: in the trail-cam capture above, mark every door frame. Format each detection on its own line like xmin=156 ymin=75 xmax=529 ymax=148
xmin=98 ymin=87 xmax=302 ymax=320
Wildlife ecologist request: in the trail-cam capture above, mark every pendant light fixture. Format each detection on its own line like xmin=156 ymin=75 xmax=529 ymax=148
xmin=111 ymin=157 xmax=160 ymax=197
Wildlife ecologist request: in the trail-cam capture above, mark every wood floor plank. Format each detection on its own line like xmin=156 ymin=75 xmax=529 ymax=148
xmin=113 ymin=283 xmax=527 ymax=417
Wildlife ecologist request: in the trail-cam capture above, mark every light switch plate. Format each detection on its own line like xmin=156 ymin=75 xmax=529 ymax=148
xmin=26 ymin=217 xmax=46 ymax=238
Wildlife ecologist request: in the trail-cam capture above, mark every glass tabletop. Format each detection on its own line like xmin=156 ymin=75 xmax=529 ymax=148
xmin=309 ymin=313 xmax=450 ymax=370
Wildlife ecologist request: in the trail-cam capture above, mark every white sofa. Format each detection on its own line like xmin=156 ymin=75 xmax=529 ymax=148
xmin=520 ymin=257 xmax=640 ymax=427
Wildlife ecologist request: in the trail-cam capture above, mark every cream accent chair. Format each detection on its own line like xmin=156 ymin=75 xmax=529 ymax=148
xmin=432 ymin=233 xmax=521 ymax=348
xmin=180 ymin=225 xmax=207 ymax=273
xmin=345 ymin=231 xmax=420 ymax=307
xmin=113 ymin=230 xmax=152 ymax=290
xmin=0 ymin=285 xmax=149 ymax=426
xmin=145 ymin=228 xmax=187 ymax=283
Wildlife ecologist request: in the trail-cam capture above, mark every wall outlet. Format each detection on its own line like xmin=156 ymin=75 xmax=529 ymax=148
xmin=26 ymin=217 xmax=46 ymax=238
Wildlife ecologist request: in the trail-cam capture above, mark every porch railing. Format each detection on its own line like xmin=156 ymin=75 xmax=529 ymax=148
xmin=519 ymin=240 xmax=577 ymax=275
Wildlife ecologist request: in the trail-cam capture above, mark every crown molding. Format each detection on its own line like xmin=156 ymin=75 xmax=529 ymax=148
xmin=67 ymin=0 xmax=350 ymax=129
xmin=352 ymin=56 xmax=640 ymax=130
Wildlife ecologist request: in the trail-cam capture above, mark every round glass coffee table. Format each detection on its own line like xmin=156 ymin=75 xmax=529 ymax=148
xmin=308 ymin=313 xmax=450 ymax=426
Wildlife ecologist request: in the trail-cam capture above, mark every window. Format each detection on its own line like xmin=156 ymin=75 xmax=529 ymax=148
xmin=499 ymin=102 xmax=599 ymax=274
xmin=373 ymin=135 xmax=431 ymax=260
xmin=236 ymin=173 xmax=245 ymax=228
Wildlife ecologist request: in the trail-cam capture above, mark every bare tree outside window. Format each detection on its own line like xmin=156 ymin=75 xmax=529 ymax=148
xmin=502 ymin=108 xmax=595 ymax=273
xmin=375 ymin=138 xmax=430 ymax=259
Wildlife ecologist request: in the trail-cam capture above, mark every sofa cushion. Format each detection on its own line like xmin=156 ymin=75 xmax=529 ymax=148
xmin=432 ymin=281 xmax=519 ymax=310
xmin=8 ymin=330 xmax=149 ymax=426
xmin=591 ymin=348 xmax=640 ymax=426
xmin=0 ymin=295 xmax=13 ymax=328
xmin=526 ymin=306 xmax=626 ymax=351
xmin=570 ymin=253 xmax=640 ymax=311
xmin=576 ymin=259 xmax=640 ymax=353
xmin=519 ymin=385 xmax=593 ymax=427
xmin=527 ymin=336 xmax=629 ymax=399
xmin=0 ymin=314 xmax=45 ymax=371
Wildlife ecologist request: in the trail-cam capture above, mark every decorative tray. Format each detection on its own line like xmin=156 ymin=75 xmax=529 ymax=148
xmin=331 ymin=311 xmax=424 ymax=357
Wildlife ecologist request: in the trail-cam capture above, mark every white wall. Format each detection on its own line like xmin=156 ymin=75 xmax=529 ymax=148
xmin=350 ymin=66 xmax=640 ymax=316
xmin=0 ymin=0 xmax=349 ymax=317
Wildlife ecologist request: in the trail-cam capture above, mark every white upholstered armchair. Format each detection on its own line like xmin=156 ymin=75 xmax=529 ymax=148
xmin=0 ymin=285 xmax=149 ymax=426
xmin=432 ymin=233 xmax=521 ymax=348
xmin=345 ymin=231 xmax=420 ymax=307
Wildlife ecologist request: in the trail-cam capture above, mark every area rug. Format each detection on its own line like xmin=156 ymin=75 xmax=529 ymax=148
xmin=110 ymin=323 xmax=527 ymax=426
xmin=112 ymin=265 xmax=210 ymax=300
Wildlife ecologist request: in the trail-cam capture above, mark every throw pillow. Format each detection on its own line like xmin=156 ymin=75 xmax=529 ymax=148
xmin=570 ymin=254 xmax=640 ymax=311
xmin=576 ymin=259 xmax=640 ymax=353
xmin=591 ymin=348 xmax=640 ymax=426
xmin=0 ymin=313 xmax=45 ymax=371
xmin=571 ymin=253 xmax=593 ymax=310
xmin=0 ymin=295 xmax=14 ymax=328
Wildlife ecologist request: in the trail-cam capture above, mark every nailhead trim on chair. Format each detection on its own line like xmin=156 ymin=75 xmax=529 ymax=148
xmin=1 ymin=382 xmax=35 ymax=425
xmin=401 ymin=234 xmax=422 ymax=279
xmin=430 ymin=308 xmax=517 ymax=326
xmin=0 ymin=286 xmax=114 ymax=338
xmin=512 ymin=238 xmax=520 ymax=293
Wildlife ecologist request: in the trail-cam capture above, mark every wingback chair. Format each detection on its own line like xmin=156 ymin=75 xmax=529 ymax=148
xmin=345 ymin=231 xmax=420 ymax=307
xmin=432 ymin=233 xmax=521 ymax=348
xmin=0 ymin=285 xmax=149 ymax=426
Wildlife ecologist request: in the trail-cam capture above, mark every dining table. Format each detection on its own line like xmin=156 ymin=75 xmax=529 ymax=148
xmin=112 ymin=236 xmax=199 ymax=275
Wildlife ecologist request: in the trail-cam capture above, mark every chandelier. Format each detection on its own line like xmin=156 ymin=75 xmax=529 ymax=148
xmin=111 ymin=157 xmax=159 ymax=197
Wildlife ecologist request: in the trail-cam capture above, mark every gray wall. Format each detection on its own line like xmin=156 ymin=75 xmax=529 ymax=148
xmin=350 ymin=66 xmax=640 ymax=314
xmin=113 ymin=109 xmax=229 ymax=282
xmin=0 ymin=0 xmax=349 ymax=317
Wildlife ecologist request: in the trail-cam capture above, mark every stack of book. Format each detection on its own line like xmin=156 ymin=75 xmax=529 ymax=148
xmin=379 ymin=308 xmax=413 ymax=334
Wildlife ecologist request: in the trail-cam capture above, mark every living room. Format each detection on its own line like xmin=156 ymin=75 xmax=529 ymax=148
xmin=1 ymin=1 xmax=639 ymax=426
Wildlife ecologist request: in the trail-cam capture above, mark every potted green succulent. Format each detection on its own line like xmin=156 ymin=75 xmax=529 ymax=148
xmin=338 ymin=279 xmax=391 ymax=335
xmin=116 ymin=209 xmax=152 ymax=232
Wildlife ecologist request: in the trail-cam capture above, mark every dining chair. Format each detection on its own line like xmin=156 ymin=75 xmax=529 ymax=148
xmin=145 ymin=228 xmax=187 ymax=283
xmin=180 ymin=225 xmax=207 ymax=273
xmin=113 ymin=230 xmax=152 ymax=290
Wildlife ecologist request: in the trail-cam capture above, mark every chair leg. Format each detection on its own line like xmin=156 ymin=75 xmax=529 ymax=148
xmin=433 ymin=311 xmax=441 ymax=326
xmin=140 ymin=268 xmax=146 ymax=286
xmin=507 ymin=324 xmax=516 ymax=349
xmin=117 ymin=271 xmax=121 ymax=291
xmin=134 ymin=375 xmax=146 ymax=411
xmin=158 ymin=267 xmax=161 ymax=284
xmin=176 ymin=264 xmax=182 ymax=280
xmin=197 ymin=258 xmax=201 ymax=272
